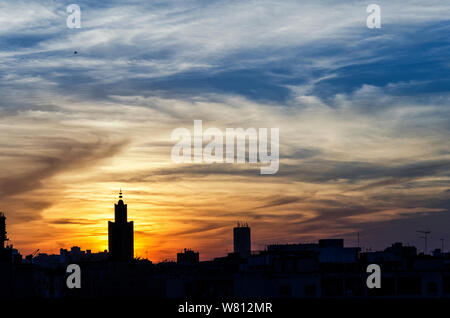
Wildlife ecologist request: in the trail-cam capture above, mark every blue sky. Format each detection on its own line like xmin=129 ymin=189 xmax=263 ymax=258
xmin=0 ymin=0 xmax=449 ymax=259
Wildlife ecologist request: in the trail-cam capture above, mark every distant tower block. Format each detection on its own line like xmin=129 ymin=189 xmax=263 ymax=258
xmin=233 ymin=222 xmax=251 ymax=258
xmin=177 ymin=248 xmax=200 ymax=265
xmin=108 ymin=191 xmax=134 ymax=261
xmin=0 ymin=212 xmax=8 ymax=249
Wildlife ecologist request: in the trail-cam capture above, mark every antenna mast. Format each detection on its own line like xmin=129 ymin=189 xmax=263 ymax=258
xmin=417 ymin=230 xmax=431 ymax=254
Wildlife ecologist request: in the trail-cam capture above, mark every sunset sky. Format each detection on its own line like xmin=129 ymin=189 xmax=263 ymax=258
xmin=0 ymin=0 xmax=449 ymax=261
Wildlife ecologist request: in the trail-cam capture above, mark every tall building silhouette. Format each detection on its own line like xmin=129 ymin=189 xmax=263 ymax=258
xmin=0 ymin=212 xmax=7 ymax=249
xmin=234 ymin=222 xmax=251 ymax=258
xmin=108 ymin=191 xmax=134 ymax=261
xmin=177 ymin=248 xmax=200 ymax=265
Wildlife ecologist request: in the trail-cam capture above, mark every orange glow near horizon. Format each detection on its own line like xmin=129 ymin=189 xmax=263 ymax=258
xmin=1 ymin=96 xmax=449 ymax=260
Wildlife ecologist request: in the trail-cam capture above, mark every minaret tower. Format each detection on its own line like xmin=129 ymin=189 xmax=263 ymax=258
xmin=108 ymin=190 xmax=134 ymax=261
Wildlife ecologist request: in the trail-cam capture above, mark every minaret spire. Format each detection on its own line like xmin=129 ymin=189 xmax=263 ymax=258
xmin=109 ymin=189 xmax=134 ymax=261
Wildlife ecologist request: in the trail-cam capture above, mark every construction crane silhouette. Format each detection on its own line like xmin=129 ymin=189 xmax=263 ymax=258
xmin=417 ymin=231 xmax=431 ymax=254
xmin=25 ymin=249 xmax=40 ymax=264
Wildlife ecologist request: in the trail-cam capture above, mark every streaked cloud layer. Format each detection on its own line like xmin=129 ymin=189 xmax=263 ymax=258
xmin=0 ymin=0 xmax=449 ymax=260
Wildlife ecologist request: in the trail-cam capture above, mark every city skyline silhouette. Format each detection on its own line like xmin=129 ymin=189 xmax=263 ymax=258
xmin=0 ymin=190 xmax=447 ymax=263
xmin=1 ymin=191 xmax=450 ymax=300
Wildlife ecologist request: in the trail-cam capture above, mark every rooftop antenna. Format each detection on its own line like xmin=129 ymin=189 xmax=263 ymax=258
xmin=440 ymin=238 xmax=445 ymax=253
xmin=417 ymin=231 xmax=431 ymax=254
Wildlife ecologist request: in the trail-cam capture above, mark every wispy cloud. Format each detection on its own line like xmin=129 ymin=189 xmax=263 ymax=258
xmin=0 ymin=0 xmax=449 ymax=259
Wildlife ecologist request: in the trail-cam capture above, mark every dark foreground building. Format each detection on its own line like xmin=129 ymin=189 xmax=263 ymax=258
xmin=14 ymin=240 xmax=450 ymax=299
xmin=108 ymin=191 xmax=134 ymax=261
xmin=2 ymin=205 xmax=450 ymax=300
